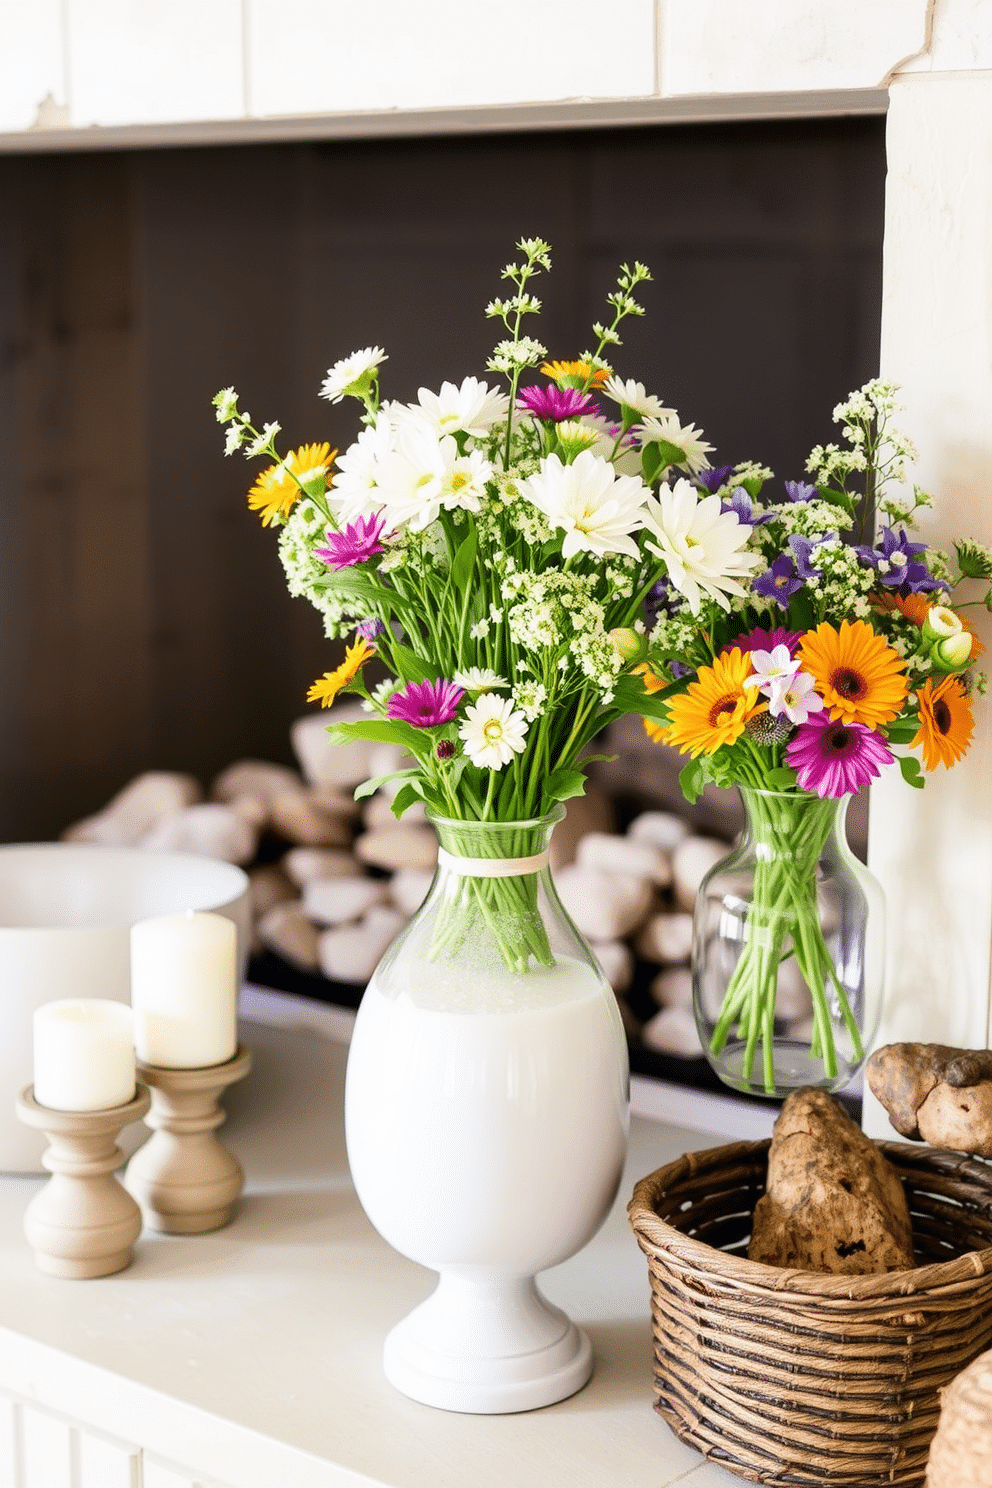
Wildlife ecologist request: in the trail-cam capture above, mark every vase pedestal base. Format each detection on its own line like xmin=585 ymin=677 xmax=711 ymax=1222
xmin=382 ymin=1272 xmax=593 ymax=1414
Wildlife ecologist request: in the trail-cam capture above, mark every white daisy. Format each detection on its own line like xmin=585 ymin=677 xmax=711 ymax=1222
xmin=459 ymin=693 xmax=529 ymax=770
xmin=369 ymin=424 xmax=445 ymax=532
xmin=320 ymin=346 xmax=388 ymax=404
xmin=639 ymin=413 xmax=714 ymax=474
xmin=438 ymin=440 xmax=493 ymax=514
xmin=641 ymin=478 xmax=762 ymax=614
xmin=410 ymin=377 xmax=510 ymax=439
xmin=330 ymin=413 xmax=395 ymax=524
xmin=453 ymin=668 xmax=509 ymax=692
xmin=602 ymin=377 xmax=673 ymax=421
xmin=521 ymin=450 xmax=648 ymax=560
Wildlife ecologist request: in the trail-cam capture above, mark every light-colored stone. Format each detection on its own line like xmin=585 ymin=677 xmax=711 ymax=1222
xmin=302 ymin=876 xmax=389 ymax=927
xmin=355 ymin=825 xmax=438 ymax=873
xmin=641 ymin=1006 xmax=704 ymax=1058
xmin=248 ymin=863 xmax=298 ymax=920
xmin=576 ymin=831 xmax=672 ymax=888
xmin=137 ymin=804 xmax=257 ymax=865
xmin=363 ymin=793 xmax=429 ymax=830
xmin=554 ymin=865 xmax=652 ymax=942
xmin=590 ymin=939 xmax=633 ymax=995
xmin=257 ymin=902 xmax=321 ymax=972
xmin=366 ymin=742 xmax=416 ymax=800
xmin=281 ymin=847 xmax=360 ymax=887
xmin=61 ymin=771 xmax=203 ymax=847
xmin=212 ymin=759 xmax=304 ymax=806
xmin=291 ymin=704 xmax=374 ymax=790
xmin=269 ymin=791 xmax=354 ymax=848
xmin=389 ymin=868 xmax=435 ymax=918
xmin=627 ymin=810 xmax=691 ymax=853
xmin=649 ymin=967 xmax=694 ymax=1011
xmin=548 ymin=787 xmax=615 ymax=871
xmin=671 ymin=835 xmax=729 ymax=912
xmin=309 ymin=784 xmax=363 ymax=821
xmin=635 ymin=912 xmax=694 ymax=966
xmin=318 ymin=906 xmax=406 ymax=985
xmin=228 ymin=793 xmax=269 ymax=830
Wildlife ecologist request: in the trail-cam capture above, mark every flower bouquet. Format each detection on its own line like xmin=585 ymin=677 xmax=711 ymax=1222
xmin=213 ymin=238 xmax=992 ymax=1093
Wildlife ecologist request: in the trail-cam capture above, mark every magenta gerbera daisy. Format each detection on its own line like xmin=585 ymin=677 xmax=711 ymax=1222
xmin=387 ymin=678 xmax=464 ymax=728
xmin=516 ymin=385 xmax=600 ymax=422
xmin=725 ymin=626 xmax=803 ymax=657
xmin=315 ymin=512 xmax=389 ymax=570
xmin=784 ymin=713 xmax=894 ymax=798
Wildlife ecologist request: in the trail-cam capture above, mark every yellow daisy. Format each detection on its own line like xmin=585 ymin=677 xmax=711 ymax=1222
xmin=913 ymin=675 xmax=974 ymax=770
xmin=306 ymin=638 xmax=376 ymax=709
xmin=660 ymin=649 xmax=765 ymax=758
xmin=247 ymin=443 xmax=336 ymax=527
xmin=540 ymin=359 xmax=608 ymax=390
xmin=798 ymin=619 xmax=908 ymax=729
xmin=633 ymin=664 xmax=668 ymax=743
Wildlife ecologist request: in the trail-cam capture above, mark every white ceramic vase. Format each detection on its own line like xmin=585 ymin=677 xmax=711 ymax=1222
xmin=345 ymin=809 xmax=630 ymax=1414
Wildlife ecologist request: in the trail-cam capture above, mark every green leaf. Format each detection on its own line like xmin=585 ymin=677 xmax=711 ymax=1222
xmin=389 ymin=642 xmax=437 ymax=684
xmin=641 ymin=441 xmax=663 ymax=486
xmin=324 ymin=718 xmax=431 ymax=756
xmin=643 ymin=437 xmax=686 ymax=474
xmin=884 ymin=717 xmax=920 ymax=743
xmin=786 ymin=589 xmax=816 ymax=632
xmin=764 ymin=766 xmax=798 ymax=790
xmin=353 ymin=767 xmax=419 ymax=801
xmin=679 ymin=758 xmax=706 ymax=805
xmin=898 ymin=754 xmax=925 ymax=789
xmin=450 ymin=527 xmax=478 ymax=591
xmin=390 ymin=781 xmax=429 ymax=819
xmin=611 ymin=670 xmax=682 ymax=721
xmin=541 ymin=769 xmax=588 ymax=810
xmin=817 ymin=484 xmax=857 ymax=520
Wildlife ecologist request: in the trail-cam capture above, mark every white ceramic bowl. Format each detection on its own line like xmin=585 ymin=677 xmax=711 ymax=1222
xmin=0 ymin=844 xmax=251 ymax=1174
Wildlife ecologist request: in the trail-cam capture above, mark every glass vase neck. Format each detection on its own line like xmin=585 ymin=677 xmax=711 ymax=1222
xmin=427 ymin=808 xmax=565 ymax=864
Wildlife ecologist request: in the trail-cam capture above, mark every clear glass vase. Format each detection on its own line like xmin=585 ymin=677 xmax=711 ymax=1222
xmin=692 ymin=787 xmax=884 ymax=1100
xmin=344 ymin=806 xmax=630 ymax=1414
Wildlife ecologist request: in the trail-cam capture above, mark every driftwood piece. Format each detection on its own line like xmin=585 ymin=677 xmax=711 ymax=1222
xmin=748 ymin=1087 xmax=916 ymax=1274
xmin=867 ymin=1042 xmax=992 ymax=1156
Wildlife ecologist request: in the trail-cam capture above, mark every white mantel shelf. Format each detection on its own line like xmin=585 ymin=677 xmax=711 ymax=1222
xmin=0 ymin=999 xmax=753 ymax=1488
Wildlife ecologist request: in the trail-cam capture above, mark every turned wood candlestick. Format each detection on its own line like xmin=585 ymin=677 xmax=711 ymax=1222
xmin=15 ymin=1083 xmax=151 ymax=1278
xmin=125 ymin=1044 xmax=252 ymax=1234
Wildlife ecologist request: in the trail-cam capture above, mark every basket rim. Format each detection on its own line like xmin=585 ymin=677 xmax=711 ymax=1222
xmin=628 ymin=1137 xmax=992 ymax=1299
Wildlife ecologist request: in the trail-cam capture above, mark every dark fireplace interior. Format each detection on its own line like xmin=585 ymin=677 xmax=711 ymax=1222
xmin=0 ymin=115 xmax=885 ymax=845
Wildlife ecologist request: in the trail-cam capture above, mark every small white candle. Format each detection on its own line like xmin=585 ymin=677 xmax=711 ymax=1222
xmin=130 ymin=911 xmax=237 ymax=1069
xmin=33 ymin=1000 xmax=136 ymax=1112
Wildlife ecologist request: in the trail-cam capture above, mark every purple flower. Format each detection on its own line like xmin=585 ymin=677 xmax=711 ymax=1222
xmin=784 ymin=480 xmax=818 ymax=503
xmin=316 ymin=513 xmax=389 ymax=570
xmin=645 ymin=576 xmax=681 ymax=626
xmin=752 ymin=554 xmax=804 ymax=607
xmin=356 ymin=617 xmax=386 ymax=641
xmin=784 ymin=714 xmax=894 ymax=798
xmin=696 ymin=465 xmax=735 ymax=493
xmin=516 ymin=385 xmax=599 ymax=422
xmin=725 ymin=626 xmax=803 ymax=657
xmin=387 ymin=678 xmax=464 ymax=728
xmin=720 ymin=488 xmax=774 ymax=525
xmin=788 ymin=534 xmax=823 ymax=580
xmin=669 ymin=660 xmax=692 ymax=680
xmin=855 ymin=525 xmax=947 ymax=595
xmin=436 ymin=740 xmax=456 ymax=760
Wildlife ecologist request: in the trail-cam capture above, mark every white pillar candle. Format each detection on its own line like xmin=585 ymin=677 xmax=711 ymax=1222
xmin=33 ymin=1000 xmax=136 ymax=1112
xmin=130 ymin=911 xmax=237 ymax=1069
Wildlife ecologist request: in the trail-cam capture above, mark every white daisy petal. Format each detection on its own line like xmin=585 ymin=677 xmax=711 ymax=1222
xmin=458 ymin=693 xmax=529 ymax=770
xmin=641 ymin=479 xmax=762 ymax=615
xmin=520 ymin=450 xmax=647 ymax=560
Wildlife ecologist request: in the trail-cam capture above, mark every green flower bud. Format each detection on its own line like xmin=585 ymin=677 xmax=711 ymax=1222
xmin=609 ymin=627 xmax=647 ymax=664
xmin=932 ymin=632 xmax=973 ymax=671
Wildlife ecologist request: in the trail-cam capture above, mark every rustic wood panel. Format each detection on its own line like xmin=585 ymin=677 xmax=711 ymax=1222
xmin=0 ymin=117 xmax=885 ymax=840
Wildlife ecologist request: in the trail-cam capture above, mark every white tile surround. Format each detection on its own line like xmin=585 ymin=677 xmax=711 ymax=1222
xmin=0 ymin=0 xmax=990 ymax=1128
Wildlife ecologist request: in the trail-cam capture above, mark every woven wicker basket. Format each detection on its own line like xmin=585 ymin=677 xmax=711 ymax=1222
xmin=628 ymin=1139 xmax=992 ymax=1487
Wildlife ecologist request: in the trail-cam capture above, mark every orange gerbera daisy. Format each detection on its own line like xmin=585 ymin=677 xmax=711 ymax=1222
xmin=633 ymin=663 xmax=668 ymax=743
xmin=798 ymin=620 xmax=909 ymax=729
xmin=872 ymin=590 xmax=986 ymax=659
xmin=659 ymin=649 xmax=765 ymax=758
xmin=540 ymin=359 xmax=609 ymax=390
xmin=913 ymin=674 xmax=974 ymax=770
xmin=247 ymin=442 xmax=336 ymax=527
xmin=306 ymin=638 xmax=375 ymax=709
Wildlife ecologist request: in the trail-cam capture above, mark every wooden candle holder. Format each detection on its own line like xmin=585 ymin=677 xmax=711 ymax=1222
xmin=15 ymin=1083 xmax=151 ymax=1278
xmin=125 ymin=1044 xmax=252 ymax=1235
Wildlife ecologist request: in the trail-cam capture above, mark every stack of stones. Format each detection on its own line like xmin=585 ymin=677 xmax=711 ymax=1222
xmin=60 ymin=704 xmax=814 ymax=1060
